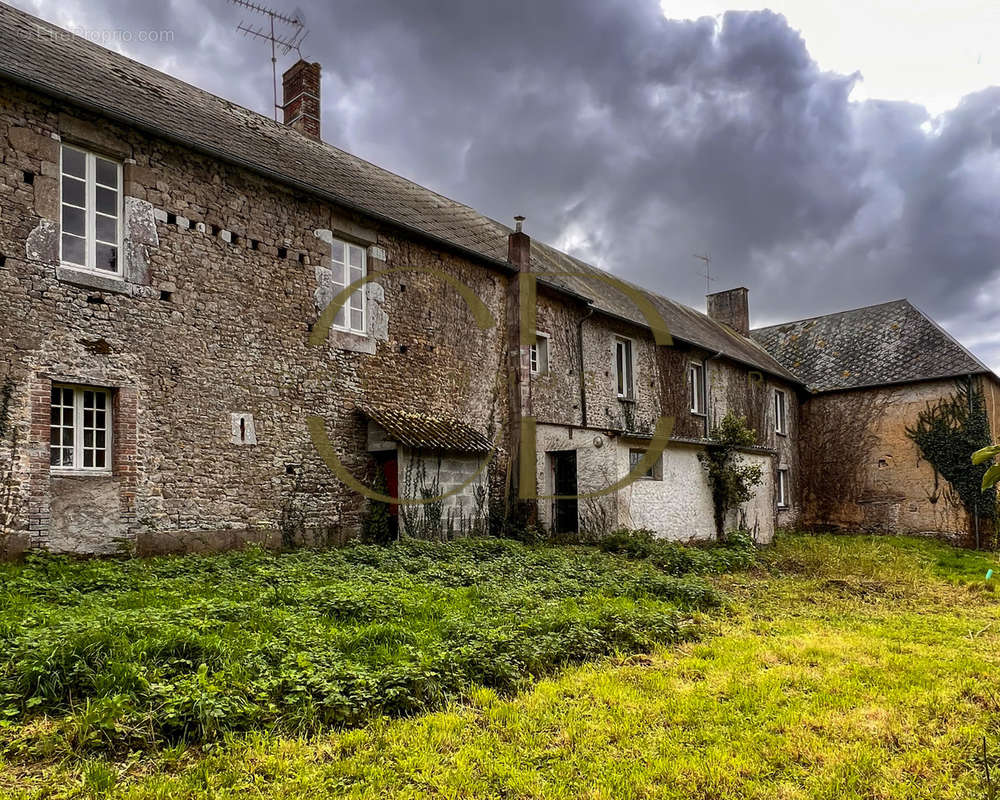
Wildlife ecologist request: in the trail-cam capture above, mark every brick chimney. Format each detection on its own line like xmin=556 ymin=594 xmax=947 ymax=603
xmin=282 ymin=60 xmax=321 ymax=140
xmin=707 ymin=287 xmax=750 ymax=337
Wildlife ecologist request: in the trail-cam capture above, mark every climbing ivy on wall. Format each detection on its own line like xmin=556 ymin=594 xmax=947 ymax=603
xmin=906 ymin=377 xmax=996 ymax=541
xmin=699 ymin=413 xmax=764 ymax=540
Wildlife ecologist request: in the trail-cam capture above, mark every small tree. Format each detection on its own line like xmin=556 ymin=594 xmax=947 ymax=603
xmin=699 ymin=413 xmax=764 ymax=539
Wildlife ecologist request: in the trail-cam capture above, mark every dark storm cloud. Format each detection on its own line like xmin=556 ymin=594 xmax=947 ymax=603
xmin=16 ymin=0 xmax=1000 ymax=365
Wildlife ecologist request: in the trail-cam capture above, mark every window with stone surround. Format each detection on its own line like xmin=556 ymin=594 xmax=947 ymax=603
xmin=615 ymin=336 xmax=634 ymax=399
xmin=777 ymin=468 xmax=790 ymax=508
xmin=774 ymin=388 xmax=787 ymax=435
xmin=50 ymin=385 xmax=111 ymax=473
xmin=530 ymin=333 xmax=550 ymax=375
xmin=60 ymin=144 xmax=122 ymax=275
xmin=689 ymin=361 xmax=706 ymax=415
xmin=330 ymin=237 xmax=367 ymax=334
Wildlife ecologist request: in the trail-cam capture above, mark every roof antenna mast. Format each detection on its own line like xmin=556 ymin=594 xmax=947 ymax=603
xmin=230 ymin=0 xmax=308 ymax=121
xmin=693 ymin=252 xmax=714 ymax=294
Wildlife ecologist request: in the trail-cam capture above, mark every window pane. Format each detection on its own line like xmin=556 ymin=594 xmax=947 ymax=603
xmin=350 ymin=309 xmax=364 ymax=332
xmin=331 ymin=241 xmax=345 ymax=263
xmin=84 ymin=409 xmax=94 ymax=428
xmin=349 ymin=290 xmax=363 ymax=311
xmin=95 ymin=158 xmax=118 ymax=188
xmin=96 ymin=410 xmax=106 ymax=429
xmin=62 ymin=449 xmax=73 ymax=467
xmin=84 ymin=429 xmax=93 ymax=449
xmin=349 ymin=246 xmax=364 ymax=268
xmin=50 ymin=447 xmax=60 ymax=467
xmin=83 ymin=449 xmax=93 ymax=468
xmin=95 ymin=450 xmax=106 ymax=469
xmin=62 ymin=234 xmax=86 ymax=266
xmin=331 ymin=264 xmax=346 ymax=288
xmin=96 ymin=214 xmax=117 ymax=243
xmin=349 ymin=266 xmax=363 ymax=283
xmin=334 ymin=306 xmax=346 ymax=328
xmin=96 ymin=430 xmax=106 ymax=449
xmin=95 ymin=243 xmax=118 ymax=272
xmin=62 ymin=176 xmax=85 ymax=207
xmin=62 ymin=205 xmax=85 ymax=236
xmin=95 ymin=392 xmax=106 ymax=410
xmin=61 ymin=147 xmax=85 ymax=178
xmin=96 ymin=186 xmax=117 ymax=216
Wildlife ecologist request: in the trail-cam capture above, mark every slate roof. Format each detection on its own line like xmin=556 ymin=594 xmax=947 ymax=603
xmin=751 ymin=299 xmax=991 ymax=393
xmin=0 ymin=3 xmax=798 ymax=383
xmin=362 ymin=406 xmax=492 ymax=453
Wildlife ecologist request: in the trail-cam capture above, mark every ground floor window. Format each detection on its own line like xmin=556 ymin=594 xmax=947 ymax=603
xmin=629 ymin=447 xmax=663 ymax=481
xmin=777 ymin=468 xmax=790 ymax=508
xmin=50 ymin=385 xmax=111 ymax=472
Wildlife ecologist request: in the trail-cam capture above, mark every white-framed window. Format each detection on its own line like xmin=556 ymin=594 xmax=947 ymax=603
xmin=689 ymin=361 xmax=706 ymax=415
xmin=615 ymin=336 xmax=634 ymax=399
xmin=50 ymin=385 xmax=112 ymax=473
xmin=774 ymin=388 xmax=787 ymax=435
xmin=777 ymin=468 xmax=789 ymax=508
xmin=629 ymin=447 xmax=663 ymax=481
xmin=60 ymin=144 xmax=122 ymax=274
xmin=330 ymin=237 xmax=367 ymax=334
xmin=530 ymin=333 xmax=550 ymax=375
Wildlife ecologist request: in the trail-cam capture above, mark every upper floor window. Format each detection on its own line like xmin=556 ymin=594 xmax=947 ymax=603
xmin=774 ymin=389 xmax=787 ymax=435
xmin=530 ymin=333 xmax=550 ymax=375
xmin=777 ymin=468 xmax=790 ymax=508
xmin=50 ymin=385 xmax=111 ymax=473
xmin=689 ymin=362 xmax=706 ymax=415
xmin=615 ymin=336 xmax=634 ymax=399
xmin=60 ymin=145 xmax=121 ymax=274
xmin=330 ymin=238 xmax=367 ymax=334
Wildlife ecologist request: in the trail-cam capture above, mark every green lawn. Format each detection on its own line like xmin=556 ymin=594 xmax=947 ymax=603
xmin=3 ymin=533 xmax=1000 ymax=799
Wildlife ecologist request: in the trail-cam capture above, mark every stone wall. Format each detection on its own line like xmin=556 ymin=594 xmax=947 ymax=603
xmin=798 ymin=377 xmax=998 ymax=539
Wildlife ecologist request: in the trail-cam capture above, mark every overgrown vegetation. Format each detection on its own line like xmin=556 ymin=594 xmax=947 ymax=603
xmin=699 ymin=413 xmax=764 ymax=538
xmin=799 ymin=390 xmax=892 ymax=528
xmin=7 ymin=534 xmax=1000 ymax=800
xmin=907 ymin=377 xmax=996 ymax=546
xmin=0 ymin=536 xmax=740 ymax=761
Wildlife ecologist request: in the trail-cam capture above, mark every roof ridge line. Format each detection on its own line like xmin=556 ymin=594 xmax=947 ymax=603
xmin=752 ymin=298 xmax=910 ymax=331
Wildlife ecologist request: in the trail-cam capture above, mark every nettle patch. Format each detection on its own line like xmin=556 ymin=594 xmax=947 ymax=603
xmin=0 ymin=536 xmax=756 ymax=758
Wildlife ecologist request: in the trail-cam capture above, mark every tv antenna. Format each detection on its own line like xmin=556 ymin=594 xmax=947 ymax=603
xmin=693 ymin=252 xmax=714 ymax=294
xmin=231 ymin=0 xmax=308 ymax=121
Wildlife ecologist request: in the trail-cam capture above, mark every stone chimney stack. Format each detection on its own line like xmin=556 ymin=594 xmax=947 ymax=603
xmin=282 ymin=60 xmax=321 ymax=140
xmin=707 ymin=287 xmax=750 ymax=337
xmin=508 ymin=215 xmax=531 ymax=271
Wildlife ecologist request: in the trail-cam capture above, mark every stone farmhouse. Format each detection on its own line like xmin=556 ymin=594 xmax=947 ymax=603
xmin=0 ymin=5 xmax=992 ymax=556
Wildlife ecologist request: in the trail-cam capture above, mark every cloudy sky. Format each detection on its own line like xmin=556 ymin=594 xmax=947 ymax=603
xmin=13 ymin=0 xmax=1000 ymax=366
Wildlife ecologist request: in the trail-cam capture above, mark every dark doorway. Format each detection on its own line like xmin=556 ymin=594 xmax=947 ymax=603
xmin=376 ymin=451 xmax=399 ymax=539
xmin=550 ymin=450 xmax=578 ymax=535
